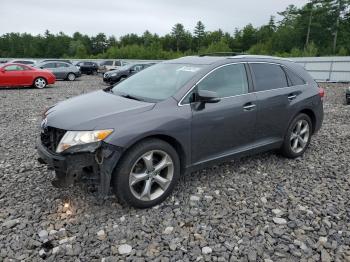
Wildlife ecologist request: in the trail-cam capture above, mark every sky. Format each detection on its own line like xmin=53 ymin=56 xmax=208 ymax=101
xmin=0 ymin=0 xmax=308 ymax=37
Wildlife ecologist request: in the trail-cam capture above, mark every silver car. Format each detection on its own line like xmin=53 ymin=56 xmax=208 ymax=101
xmin=35 ymin=62 xmax=81 ymax=81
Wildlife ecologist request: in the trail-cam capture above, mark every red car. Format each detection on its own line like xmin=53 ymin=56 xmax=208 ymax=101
xmin=0 ymin=63 xmax=56 ymax=88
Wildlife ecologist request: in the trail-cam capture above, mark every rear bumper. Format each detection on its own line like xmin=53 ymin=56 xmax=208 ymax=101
xmin=314 ymin=101 xmax=324 ymax=134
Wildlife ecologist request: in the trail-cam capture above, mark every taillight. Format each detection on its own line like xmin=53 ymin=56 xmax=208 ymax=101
xmin=318 ymin=87 xmax=325 ymax=100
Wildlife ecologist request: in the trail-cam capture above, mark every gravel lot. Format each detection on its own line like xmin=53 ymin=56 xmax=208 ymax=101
xmin=0 ymin=76 xmax=349 ymax=262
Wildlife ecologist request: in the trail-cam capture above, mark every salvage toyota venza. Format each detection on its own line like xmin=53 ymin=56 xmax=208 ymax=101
xmin=37 ymin=55 xmax=324 ymax=208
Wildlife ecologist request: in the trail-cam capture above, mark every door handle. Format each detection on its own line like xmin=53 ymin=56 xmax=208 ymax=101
xmin=243 ymin=103 xmax=256 ymax=111
xmin=288 ymin=94 xmax=297 ymax=101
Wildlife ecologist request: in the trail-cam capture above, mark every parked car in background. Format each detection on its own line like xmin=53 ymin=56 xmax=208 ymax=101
xmin=78 ymin=61 xmax=99 ymax=75
xmin=37 ymin=55 xmax=324 ymax=208
xmin=346 ymin=87 xmax=350 ymax=104
xmin=0 ymin=63 xmax=55 ymax=88
xmin=98 ymin=60 xmax=128 ymax=74
xmin=40 ymin=59 xmax=72 ymax=64
xmin=10 ymin=59 xmax=36 ymax=65
xmin=35 ymin=61 xmax=81 ymax=81
xmin=103 ymin=63 xmax=155 ymax=85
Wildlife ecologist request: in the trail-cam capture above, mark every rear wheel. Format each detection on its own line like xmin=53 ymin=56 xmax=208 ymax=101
xmin=67 ymin=73 xmax=76 ymax=81
xmin=280 ymin=113 xmax=312 ymax=158
xmin=33 ymin=77 xmax=47 ymax=89
xmin=112 ymin=139 xmax=180 ymax=208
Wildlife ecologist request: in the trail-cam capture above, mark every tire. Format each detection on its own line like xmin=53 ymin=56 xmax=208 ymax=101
xmin=67 ymin=73 xmax=76 ymax=81
xmin=33 ymin=77 xmax=47 ymax=89
xmin=112 ymin=139 xmax=180 ymax=208
xmin=347 ymin=98 xmax=350 ymax=105
xmin=280 ymin=113 xmax=312 ymax=158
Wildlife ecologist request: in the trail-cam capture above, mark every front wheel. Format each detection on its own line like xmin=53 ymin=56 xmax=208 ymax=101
xmin=112 ymin=139 xmax=180 ymax=208
xmin=280 ymin=113 xmax=312 ymax=158
xmin=33 ymin=77 xmax=47 ymax=89
xmin=67 ymin=73 xmax=76 ymax=81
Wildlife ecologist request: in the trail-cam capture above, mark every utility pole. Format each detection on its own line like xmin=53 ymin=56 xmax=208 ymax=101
xmin=305 ymin=2 xmax=314 ymax=48
xmin=333 ymin=0 xmax=342 ymax=54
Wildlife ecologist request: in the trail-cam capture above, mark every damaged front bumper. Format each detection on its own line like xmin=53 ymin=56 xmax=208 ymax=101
xmin=37 ymin=140 xmax=123 ymax=197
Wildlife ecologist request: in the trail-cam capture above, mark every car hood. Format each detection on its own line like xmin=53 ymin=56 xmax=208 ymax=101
xmin=106 ymin=68 xmax=127 ymax=75
xmin=46 ymin=90 xmax=155 ymax=130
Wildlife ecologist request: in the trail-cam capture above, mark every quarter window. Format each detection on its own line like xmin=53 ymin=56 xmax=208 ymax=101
xmin=251 ymin=63 xmax=288 ymax=92
xmin=197 ymin=64 xmax=248 ymax=98
xmin=284 ymin=67 xmax=306 ymax=86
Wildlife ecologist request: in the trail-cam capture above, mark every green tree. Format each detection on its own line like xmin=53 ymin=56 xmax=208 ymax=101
xmin=193 ymin=21 xmax=206 ymax=50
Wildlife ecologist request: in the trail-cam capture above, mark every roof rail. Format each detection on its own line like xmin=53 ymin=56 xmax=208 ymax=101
xmin=199 ymin=52 xmax=246 ymax=57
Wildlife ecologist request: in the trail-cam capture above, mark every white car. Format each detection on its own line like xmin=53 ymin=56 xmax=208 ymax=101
xmin=98 ymin=60 xmax=128 ymax=74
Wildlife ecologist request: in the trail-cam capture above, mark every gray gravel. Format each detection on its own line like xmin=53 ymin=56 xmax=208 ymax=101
xmin=0 ymin=76 xmax=350 ymax=261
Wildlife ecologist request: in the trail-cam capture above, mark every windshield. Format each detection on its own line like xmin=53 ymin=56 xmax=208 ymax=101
xmin=111 ymin=63 xmax=203 ymax=102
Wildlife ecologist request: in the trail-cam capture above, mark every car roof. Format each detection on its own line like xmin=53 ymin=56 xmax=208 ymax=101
xmin=165 ymin=55 xmax=294 ymax=65
xmin=2 ymin=63 xmax=32 ymax=67
xmin=37 ymin=61 xmax=71 ymax=65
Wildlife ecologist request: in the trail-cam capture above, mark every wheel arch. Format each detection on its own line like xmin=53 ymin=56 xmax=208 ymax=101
xmin=120 ymin=134 xmax=187 ymax=175
xmin=299 ymin=108 xmax=316 ymax=134
xmin=284 ymin=108 xmax=317 ymax=138
xmin=33 ymin=76 xmax=47 ymax=86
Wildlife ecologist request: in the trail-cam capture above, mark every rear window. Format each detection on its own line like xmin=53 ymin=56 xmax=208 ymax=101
xmin=284 ymin=67 xmax=306 ymax=86
xmin=251 ymin=63 xmax=288 ymax=92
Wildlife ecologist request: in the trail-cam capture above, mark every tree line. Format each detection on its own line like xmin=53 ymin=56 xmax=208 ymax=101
xmin=0 ymin=0 xmax=349 ymax=59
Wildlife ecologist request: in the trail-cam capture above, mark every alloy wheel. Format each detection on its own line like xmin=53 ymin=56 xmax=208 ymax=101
xmin=35 ymin=78 xmax=46 ymax=88
xmin=129 ymin=150 xmax=174 ymax=201
xmin=290 ymin=119 xmax=310 ymax=154
xmin=68 ymin=73 xmax=76 ymax=81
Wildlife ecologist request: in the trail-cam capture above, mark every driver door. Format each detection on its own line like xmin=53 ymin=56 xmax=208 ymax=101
xmin=0 ymin=65 xmax=27 ymax=86
xmin=190 ymin=63 xmax=257 ymax=165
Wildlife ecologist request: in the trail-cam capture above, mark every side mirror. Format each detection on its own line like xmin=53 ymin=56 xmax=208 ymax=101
xmin=0 ymin=68 xmax=5 ymax=73
xmin=196 ymin=90 xmax=220 ymax=104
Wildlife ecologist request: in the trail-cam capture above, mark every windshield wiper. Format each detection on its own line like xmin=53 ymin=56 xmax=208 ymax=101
xmin=119 ymin=93 xmax=142 ymax=101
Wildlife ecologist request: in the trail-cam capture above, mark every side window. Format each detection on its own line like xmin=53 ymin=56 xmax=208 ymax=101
xmin=115 ymin=61 xmax=121 ymax=66
xmin=104 ymin=61 xmax=113 ymax=66
xmin=251 ymin=63 xmax=288 ymax=92
xmin=197 ymin=64 xmax=248 ymax=98
xmin=4 ymin=65 xmax=24 ymax=71
xmin=42 ymin=63 xmax=56 ymax=69
xmin=284 ymin=67 xmax=306 ymax=86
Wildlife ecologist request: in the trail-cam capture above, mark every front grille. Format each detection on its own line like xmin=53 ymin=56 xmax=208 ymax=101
xmin=41 ymin=126 xmax=66 ymax=153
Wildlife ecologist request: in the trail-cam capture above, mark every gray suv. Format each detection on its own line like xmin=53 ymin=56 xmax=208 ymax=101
xmin=37 ymin=55 xmax=324 ymax=208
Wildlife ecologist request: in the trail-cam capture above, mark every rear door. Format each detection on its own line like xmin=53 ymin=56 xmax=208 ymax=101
xmin=55 ymin=63 xmax=69 ymax=79
xmin=190 ymin=63 xmax=257 ymax=164
xmin=42 ymin=63 xmax=58 ymax=78
xmin=249 ymin=62 xmax=305 ymax=142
